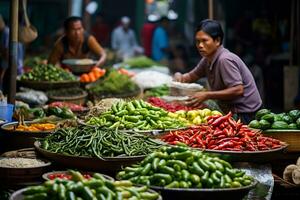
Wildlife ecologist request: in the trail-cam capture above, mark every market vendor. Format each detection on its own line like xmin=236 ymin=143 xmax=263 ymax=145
xmin=174 ymin=19 xmax=262 ymax=123
xmin=48 ymin=16 xmax=107 ymax=67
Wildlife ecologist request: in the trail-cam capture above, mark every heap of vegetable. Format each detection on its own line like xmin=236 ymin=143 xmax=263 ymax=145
xmin=249 ymin=109 xmax=300 ymax=130
xmin=86 ymin=100 xmax=186 ymax=130
xmin=121 ymin=56 xmax=161 ymax=68
xmin=48 ymin=102 xmax=86 ymax=112
xmin=117 ymin=146 xmax=254 ymax=189
xmin=80 ymin=67 xmax=106 ymax=83
xmin=39 ymin=126 xmax=164 ymax=157
xmin=22 ymin=170 xmax=160 ymax=200
xmin=14 ymin=123 xmax=56 ymax=132
xmin=161 ymin=112 xmax=284 ymax=151
xmin=169 ymin=109 xmax=223 ymax=125
xmin=87 ymin=70 xmax=138 ymax=96
xmin=20 ymin=64 xmax=76 ymax=82
xmin=47 ymin=87 xmax=86 ymax=98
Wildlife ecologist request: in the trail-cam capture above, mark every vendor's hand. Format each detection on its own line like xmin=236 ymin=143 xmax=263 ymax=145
xmin=185 ymin=92 xmax=208 ymax=107
xmin=174 ymin=72 xmax=184 ymax=82
xmin=96 ymin=59 xmax=105 ymax=67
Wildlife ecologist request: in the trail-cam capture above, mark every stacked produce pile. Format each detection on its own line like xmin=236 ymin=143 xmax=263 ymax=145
xmin=168 ymin=108 xmax=222 ymax=125
xmin=20 ymin=64 xmax=76 ymax=81
xmin=21 ymin=170 xmax=160 ymax=200
xmin=249 ymin=109 xmax=300 ymax=130
xmin=87 ymin=70 xmax=139 ymax=96
xmin=161 ymin=112 xmax=284 ymax=151
xmin=148 ymin=97 xmax=201 ymax=112
xmin=86 ymin=100 xmax=186 ymax=130
xmin=39 ymin=126 xmax=164 ymax=157
xmin=47 ymin=87 xmax=86 ymax=99
xmin=117 ymin=146 xmax=254 ymax=189
xmin=80 ymin=67 xmax=106 ymax=83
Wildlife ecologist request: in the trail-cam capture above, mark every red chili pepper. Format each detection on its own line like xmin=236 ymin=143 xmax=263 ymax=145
xmin=210 ymin=112 xmax=232 ymax=127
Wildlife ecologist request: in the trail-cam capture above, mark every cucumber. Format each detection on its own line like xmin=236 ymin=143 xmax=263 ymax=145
xmin=255 ymin=109 xmax=271 ymax=120
xmin=271 ymin=121 xmax=289 ymax=129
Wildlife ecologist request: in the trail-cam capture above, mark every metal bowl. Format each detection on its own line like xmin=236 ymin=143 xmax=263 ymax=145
xmin=62 ymin=59 xmax=97 ymax=74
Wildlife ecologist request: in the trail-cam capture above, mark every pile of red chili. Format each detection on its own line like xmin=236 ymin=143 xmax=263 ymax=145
xmin=47 ymin=172 xmax=92 ymax=180
xmin=161 ymin=112 xmax=284 ymax=151
xmin=147 ymin=97 xmax=204 ymax=112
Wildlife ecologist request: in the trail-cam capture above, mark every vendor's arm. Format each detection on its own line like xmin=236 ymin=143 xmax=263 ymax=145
xmin=174 ymin=59 xmax=206 ymax=83
xmin=48 ymin=40 xmax=64 ymax=65
xmin=187 ymin=85 xmax=243 ymax=107
xmin=88 ymin=35 xmax=107 ymax=67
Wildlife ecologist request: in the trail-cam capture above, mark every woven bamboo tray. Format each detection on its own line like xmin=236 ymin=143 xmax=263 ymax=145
xmin=263 ymin=130 xmax=300 ymax=152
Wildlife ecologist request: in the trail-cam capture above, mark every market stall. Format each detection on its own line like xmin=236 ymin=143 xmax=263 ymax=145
xmin=1 ymin=63 xmax=298 ymax=199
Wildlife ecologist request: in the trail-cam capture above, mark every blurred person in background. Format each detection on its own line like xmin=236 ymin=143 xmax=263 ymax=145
xmin=111 ymin=16 xmax=143 ymax=60
xmin=0 ymin=14 xmax=24 ymax=92
xmin=91 ymin=14 xmax=111 ymax=47
xmin=151 ymin=16 xmax=170 ymax=65
xmin=48 ymin=16 xmax=107 ymax=67
xmin=140 ymin=18 xmax=156 ymax=58
xmin=174 ymin=19 xmax=262 ymax=123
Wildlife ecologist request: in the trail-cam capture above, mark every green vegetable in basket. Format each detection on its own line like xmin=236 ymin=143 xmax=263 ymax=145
xmin=261 ymin=113 xmax=275 ymax=123
xmin=258 ymin=119 xmax=271 ymax=130
xmin=296 ymin=118 xmax=300 ymax=129
xmin=288 ymin=123 xmax=297 ymax=129
xmin=117 ymin=146 xmax=254 ymax=189
xmin=255 ymin=109 xmax=271 ymax=120
xmin=282 ymin=115 xmax=293 ymax=124
xmin=288 ymin=109 xmax=300 ymax=121
xmin=271 ymin=121 xmax=289 ymax=129
xmin=248 ymin=120 xmax=261 ymax=129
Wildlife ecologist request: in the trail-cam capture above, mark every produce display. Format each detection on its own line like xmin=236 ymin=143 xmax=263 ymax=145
xmin=87 ymin=70 xmax=139 ymax=96
xmin=21 ymin=170 xmax=160 ymax=200
xmin=20 ymin=64 xmax=76 ymax=82
xmin=283 ymin=157 xmax=300 ymax=185
xmin=48 ymin=102 xmax=87 ymax=112
xmin=144 ymin=85 xmax=170 ymax=98
xmin=121 ymin=56 xmax=161 ymax=68
xmin=117 ymin=146 xmax=254 ymax=189
xmin=39 ymin=126 xmax=164 ymax=157
xmin=12 ymin=123 xmax=56 ymax=132
xmin=86 ymin=100 xmax=186 ymax=130
xmin=0 ymin=158 xmax=46 ymax=168
xmin=249 ymin=108 xmax=300 ymax=130
xmin=85 ymin=98 xmax=122 ymax=119
xmin=161 ymin=112 xmax=284 ymax=151
xmin=168 ymin=108 xmax=222 ymax=125
xmin=80 ymin=67 xmax=106 ymax=83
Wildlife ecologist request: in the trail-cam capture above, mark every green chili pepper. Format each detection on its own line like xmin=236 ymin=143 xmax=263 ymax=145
xmin=165 ymin=181 xmax=179 ymax=188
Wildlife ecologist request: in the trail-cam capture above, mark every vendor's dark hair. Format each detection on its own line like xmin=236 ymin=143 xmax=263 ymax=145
xmin=64 ymin=16 xmax=82 ymax=30
xmin=196 ymin=19 xmax=224 ymax=44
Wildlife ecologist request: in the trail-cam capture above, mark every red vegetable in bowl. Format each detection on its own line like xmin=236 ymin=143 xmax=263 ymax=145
xmin=48 ymin=101 xmax=86 ymax=112
xmin=47 ymin=172 xmax=91 ymax=180
xmin=161 ymin=112 xmax=285 ymax=151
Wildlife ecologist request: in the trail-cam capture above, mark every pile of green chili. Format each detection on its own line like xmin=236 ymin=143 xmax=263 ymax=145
xmin=39 ymin=126 xmax=164 ymax=158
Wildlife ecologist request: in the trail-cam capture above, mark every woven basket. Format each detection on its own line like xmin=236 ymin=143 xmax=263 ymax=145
xmin=263 ymin=130 xmax=300 ymax=152
xmin=17 ymin=79 xmax=80 ymax=91
xmin=48 ymin=90 xmax=88 ymax=105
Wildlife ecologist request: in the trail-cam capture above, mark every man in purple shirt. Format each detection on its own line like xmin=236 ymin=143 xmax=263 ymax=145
xmin=174 ymin=19 xmax=262 ymax=123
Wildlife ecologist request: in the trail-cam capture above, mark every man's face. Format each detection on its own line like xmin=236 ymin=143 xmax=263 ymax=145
xmin=66 ymin=20 xmax=84 ymax=42
xmin=195 ymin=30 xmax=220 ymax=59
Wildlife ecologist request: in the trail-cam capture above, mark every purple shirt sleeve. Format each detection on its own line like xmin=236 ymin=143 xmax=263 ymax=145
xmin=218 ymin=58 xmax=243 ymax=87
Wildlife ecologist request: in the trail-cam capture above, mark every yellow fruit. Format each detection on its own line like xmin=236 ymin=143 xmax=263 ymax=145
xmin=192 ymin=116 xmax=202 ymax=124
xmin=211 ymin=110 xmax=223 ymax=116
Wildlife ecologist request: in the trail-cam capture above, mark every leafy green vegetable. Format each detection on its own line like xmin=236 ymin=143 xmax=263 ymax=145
xmin=121 ymin=56 xmax=162 ymax=68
